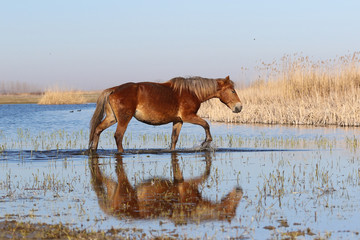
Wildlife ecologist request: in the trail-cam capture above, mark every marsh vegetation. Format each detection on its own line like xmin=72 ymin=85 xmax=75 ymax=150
xmin=38 ymin=89 xmax=100 ymax=105
xmin=199 ymin=52 xmax=360 ymax=126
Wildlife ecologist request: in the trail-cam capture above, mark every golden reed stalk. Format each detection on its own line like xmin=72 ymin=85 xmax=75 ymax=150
xmin=199 ymin=52 xmax=360 ymax=126
xmin=38 ymin=88 xmax=86 ymax=105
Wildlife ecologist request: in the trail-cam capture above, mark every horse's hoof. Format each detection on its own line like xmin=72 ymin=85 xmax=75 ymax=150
xmin=87 ymin=148 xmax=97 ymax=156
xmin=116 ymin=149 xmax=125 ymax=154
xmin=200 ymin=141 xmax=211 ymax=150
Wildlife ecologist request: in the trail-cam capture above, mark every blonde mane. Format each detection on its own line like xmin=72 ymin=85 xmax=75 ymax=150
xmin=168 ymin=77 xmax=219 ymax=101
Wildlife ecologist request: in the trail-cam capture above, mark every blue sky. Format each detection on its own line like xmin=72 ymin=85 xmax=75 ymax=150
xmin=1 ymin=1 xmax=360 ymax=90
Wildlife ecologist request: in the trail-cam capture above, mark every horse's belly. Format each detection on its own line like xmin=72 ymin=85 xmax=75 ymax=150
xmin=134 ymin=109 xmax=176 ymax=125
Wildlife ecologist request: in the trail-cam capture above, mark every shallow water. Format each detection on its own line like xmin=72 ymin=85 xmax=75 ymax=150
xmin=0 ymin=104 xmax=360 ymax=239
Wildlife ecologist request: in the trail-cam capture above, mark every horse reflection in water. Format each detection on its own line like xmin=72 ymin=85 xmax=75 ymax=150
xmin=89 ymin=153 xmax=243 ymax=224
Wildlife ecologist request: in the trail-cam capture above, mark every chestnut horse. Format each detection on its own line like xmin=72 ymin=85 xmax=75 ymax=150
xmin=89 ymin=76 xmax=242 ymax=152
xmin=89 ymin=153 xmax=243 ymax=223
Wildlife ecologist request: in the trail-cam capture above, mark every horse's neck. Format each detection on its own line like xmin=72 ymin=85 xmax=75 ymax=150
xmin=199 ymin=92 xmax=218 ymax=103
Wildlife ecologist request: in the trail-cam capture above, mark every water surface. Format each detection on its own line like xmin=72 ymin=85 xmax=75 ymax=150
xmin=0 ymin=104 xmax=359 ymax=239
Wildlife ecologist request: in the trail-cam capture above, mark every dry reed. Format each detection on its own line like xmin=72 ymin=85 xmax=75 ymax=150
xmin=199 ymin=52 xmax=360 ymax=126
xmin=38 ymin=88 xmax=86 ymax=105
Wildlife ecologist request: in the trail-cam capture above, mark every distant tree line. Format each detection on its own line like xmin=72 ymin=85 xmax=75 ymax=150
xmin=0 ymin=81 xmax=41 ymax=94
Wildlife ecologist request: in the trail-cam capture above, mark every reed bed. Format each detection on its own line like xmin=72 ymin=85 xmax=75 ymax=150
xmin=38 ymin=88 xmax=86 ymax=105
xmin=199 ymin=52 xmax=360 ymax=126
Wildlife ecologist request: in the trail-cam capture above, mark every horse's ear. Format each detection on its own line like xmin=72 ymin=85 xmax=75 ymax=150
xmin=225 ymin=76 xmax=230 ymax=82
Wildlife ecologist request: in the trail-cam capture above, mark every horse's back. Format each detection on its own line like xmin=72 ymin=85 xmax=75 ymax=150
xmin=108 ymin=82 xmax=180 ymax=125
xmin=109 ymin=81 xmax=176 ymax=103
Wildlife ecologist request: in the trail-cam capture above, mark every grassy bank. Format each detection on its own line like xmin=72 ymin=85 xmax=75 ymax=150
xmin=38 ymin=89 xmax=86 ymax=105
xmin=0 ymin=93 xmax=42 ymax=104
xmin=38 ymin=89 xmax=101 ymax=105
xmin=0 ymin=91 xmax=100 ymax=105
xmin=199 ymin=52 xmax=360 ymax=126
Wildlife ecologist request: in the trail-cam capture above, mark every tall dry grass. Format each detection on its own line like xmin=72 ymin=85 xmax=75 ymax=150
xmin=199 ymin=52 xmax=360 ymax=126
xmin=38 ymin=88 xmax=86 ymax=105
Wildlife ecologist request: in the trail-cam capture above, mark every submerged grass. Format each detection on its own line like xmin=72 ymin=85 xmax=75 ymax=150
xmin=0 ymin=220 xmax=151 ymax=239
xmin=199 ymin=52 xmax=360 ymax=126
xmin=1 ymin=128 xmax=359 ymax=153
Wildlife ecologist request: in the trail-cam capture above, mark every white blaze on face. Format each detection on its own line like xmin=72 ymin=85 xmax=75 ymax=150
xmin=232 ymin=102 xmax=242 ymax=113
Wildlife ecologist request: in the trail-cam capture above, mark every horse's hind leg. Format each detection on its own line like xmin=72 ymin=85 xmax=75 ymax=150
xmin=114 ymin=115 xmax=132 ymax=153
xmin=90 ymin=103 xmax=116 ymax=151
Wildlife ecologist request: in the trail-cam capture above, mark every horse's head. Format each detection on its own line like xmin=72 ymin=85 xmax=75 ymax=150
xmin=217 ymin=76 xmax=242 ymax=113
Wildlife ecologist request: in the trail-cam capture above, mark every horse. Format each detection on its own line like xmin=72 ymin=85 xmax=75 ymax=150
xmin=89 ymin=153 xmax=243 ymax=223
xmin=89 ymin=76 xmax=242 ymax=153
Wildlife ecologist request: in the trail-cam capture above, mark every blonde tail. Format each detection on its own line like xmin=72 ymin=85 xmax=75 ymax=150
xmin=89 ymin=89 xmax=114 ymax=148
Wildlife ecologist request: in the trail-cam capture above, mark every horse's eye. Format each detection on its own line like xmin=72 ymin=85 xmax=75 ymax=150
xmin=232 ymin=90 xmax=236 ymax=94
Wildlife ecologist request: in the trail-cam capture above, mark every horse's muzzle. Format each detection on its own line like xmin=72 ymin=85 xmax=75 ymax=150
xmin=232 ymin=103 xmax=243 ymax=113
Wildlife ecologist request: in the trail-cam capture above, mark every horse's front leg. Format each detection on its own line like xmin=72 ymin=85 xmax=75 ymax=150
xmin=171 ymin=121 xmax=183 ymax=150
xmin=171 ymin=153 xmax=184 ymax=182
xmin=183 ymin=114 xmax=212 ymax=148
